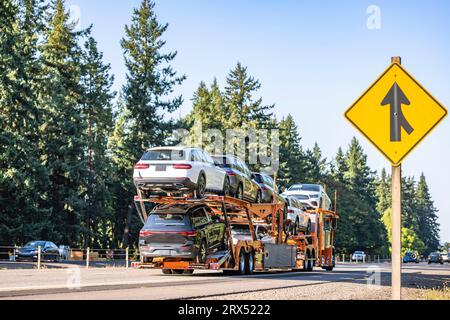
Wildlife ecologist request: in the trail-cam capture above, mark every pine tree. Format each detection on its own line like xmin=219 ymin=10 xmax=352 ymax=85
xmin=277 ymin=115 xmax=305 ymax=188
xmin=110 ymin=0 xmax=185 ymax=248
xmin=402 ymin=176 xmax=419 ymax=232
xmin=223 ymin=62 xmax=273 ymax=130
xmin=333 ymin=138 xmax=387 ymax=254
xmin=375 ymin=168 xmax=390 ymax=214
xmin=415 ymin=173 xmax=440 ymax=254
xmin=38 ymin=0 xmax=88 ymax=244
xmin=0 ymin=0 xmax=50 ymax=245
xmin=302 ymin=143 xmax=326 ymax=184
xmin=80 ymin=36 xmax=115 ymax=248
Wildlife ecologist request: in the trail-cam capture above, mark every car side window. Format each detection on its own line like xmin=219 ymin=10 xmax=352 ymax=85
xmin=192 ymin=150 xmax=203 ymax=162
xmin=202 ymin=152 xmax=215 ymax=164
xmin=190 ymin=208 xmax=209 ymax=227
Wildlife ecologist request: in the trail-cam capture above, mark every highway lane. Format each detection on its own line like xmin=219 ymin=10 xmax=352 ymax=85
xmin=0 ymin=263 xmax=449 ymax=300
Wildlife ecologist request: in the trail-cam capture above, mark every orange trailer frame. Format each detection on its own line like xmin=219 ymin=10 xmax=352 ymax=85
xmin=134 ymin=193 xmax=338 ymax=273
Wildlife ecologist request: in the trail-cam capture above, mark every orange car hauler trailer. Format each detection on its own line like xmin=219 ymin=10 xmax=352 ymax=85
xmin=134 ymin=193 xmax=338 ymax=274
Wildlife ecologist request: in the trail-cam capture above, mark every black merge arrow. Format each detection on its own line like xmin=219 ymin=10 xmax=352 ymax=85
xmin=381 ymin=82 xmax=414 ymax=142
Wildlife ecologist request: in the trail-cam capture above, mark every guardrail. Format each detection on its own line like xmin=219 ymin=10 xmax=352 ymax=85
xmin=0 ymin=246 xmax=139 ymax=269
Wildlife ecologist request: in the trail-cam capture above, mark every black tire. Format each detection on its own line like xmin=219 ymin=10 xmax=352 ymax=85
xmin=303 ymin=251 xmax=310 ymax=271
xmin=222 ymin=177 xmax=231 ymax=196
xmin=245 ymin=251 xmax=254 ymax=275
xmin=196 ymin=240 xmax=207 ymax=264
xmin=182 ymin=269 xmax=194 ymax=275
xmin=305 ymin=220 xmax=311 ymax=236
xmin=162 ymin=269 xmax=172 ymax=274
xmin=307 ymin=251 xmax=314 ymax=272
xmin=171 ymin=269 xmax=184 ymax=274
xmin=196 ymin=174 xmax=206 ymax=199
xmin=293 ymin=218 xmax=299 ymax=235
xmin=238 ymin=250 xmax=247 ymax=275
xmin=235 ymin=183 xmax=244 ymax=200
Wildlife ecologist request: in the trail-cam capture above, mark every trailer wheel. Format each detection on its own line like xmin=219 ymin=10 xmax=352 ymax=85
xmin=246 ymin=251 xmax=254 ymax=275
xmin=171 ymin=269 xmax=183 ymax=274
xmin=306 ymin=251 xmax=313 ymax=272
xmin=183 ymin=269 xmax=194 ymax=275
xmin=162 ymin=269 xmax=172 ymax=274
xmin=238 ymin=250 xmax=247 ymax=275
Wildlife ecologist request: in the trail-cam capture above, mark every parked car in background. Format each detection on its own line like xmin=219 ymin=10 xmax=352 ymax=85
xmin=252 ymin=172 xmax=285 ymax=204
xmin=428 ymin=252 xmax=444 ymax=264
xmin=58 ymin=245 xmax=70 ymax=260
xmin=283 ymin=184 xmax=332 ymax=210
xmin=403 ymin=251 xmax=420 ymax=263
xmin=283 ymin=195 xmax=311 ymax=235
xmin=229 ymin=223 xmax=275 ymax=245
xmin=351 ymin=251 xmax=366 ymax=262
xmin=17 ymin=241 xmax=60 ymax=262
xmin=139 ymin=203 xmax=226 ymax=274
xmin=211 ymin=155 xmax=261 ymax=203
xmin=440 ymin=252 xmax=449 ymax=263
xmin=133 ymin=147 xmax=229 ymax=198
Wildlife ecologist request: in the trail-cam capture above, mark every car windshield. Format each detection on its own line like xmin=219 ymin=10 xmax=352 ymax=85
xmin=354 ymin=251 xmax=364 ymax=254
xmin=230 ymin=225 xmax=251 ymax=236
xmin=24 ymin=241 xmax=45 ymax=248
xmin=288 ymin=184 xmax=321 ymax=192
xmin=146 ymin=213 xmax=187 ymax=226
xmin=141 ymin=150 xmax=185 ymax=161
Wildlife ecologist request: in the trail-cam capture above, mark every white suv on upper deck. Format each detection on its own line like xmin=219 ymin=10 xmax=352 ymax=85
xmin=133 ymin=147 xmax=230 ymax=198
xmin=283 ymin=184 xmax=332 ymax=210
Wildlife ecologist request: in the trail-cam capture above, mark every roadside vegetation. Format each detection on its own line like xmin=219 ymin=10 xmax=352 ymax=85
xmin=0 ymin=0 xmax=440 ymax=256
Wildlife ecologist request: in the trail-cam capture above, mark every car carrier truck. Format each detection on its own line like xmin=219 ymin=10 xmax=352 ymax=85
xmin=134 ymin=187 xmax=338 ymax=275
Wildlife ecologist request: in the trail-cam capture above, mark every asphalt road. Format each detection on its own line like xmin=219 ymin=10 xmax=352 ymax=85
xmin=0 ymin=262 xmax=449 ymax=300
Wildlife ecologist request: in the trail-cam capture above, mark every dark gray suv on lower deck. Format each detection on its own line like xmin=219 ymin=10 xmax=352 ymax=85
xmin=139 ymin=204 xmax=226 ymax=265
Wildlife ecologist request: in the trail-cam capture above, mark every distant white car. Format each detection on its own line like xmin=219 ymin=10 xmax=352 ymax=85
xmin=352 ymin=251 xmax=366 ymax=262
xmin=441 ymin=253 xmax=449 ymax=263
xmin=283 ymin=195 xmax=311 ymax=235
xmin=133 ymin=147 xmax=230 ymax=198
xmin=283 ymin=184 xmax=332 ymax=210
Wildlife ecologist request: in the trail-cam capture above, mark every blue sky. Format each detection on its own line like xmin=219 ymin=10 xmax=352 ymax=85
xmin=66 ymin=0 xmax=450 ymax=242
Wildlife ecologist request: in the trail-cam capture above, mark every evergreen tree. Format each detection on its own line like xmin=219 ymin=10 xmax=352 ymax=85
xmin=402 ymin=176 xmax=419 ymax=232
xmin=38 ymin=0 xmax=88 ymax=244
xmin=375 ymin=168 xmax=390 ymax=214
xmin=415 ymin=173 xmax=440 ymax=254
xmin=0 ymin=0 xmax=50 ymax=245
xmin=223 ymin=62 xmax=273 ymax=130
xmin=110 ymin=0 xmax=185 ymax=248
xmin=277 ymin=115 xmax=305 ymax=188
xmin=80 ymin=36 xmax=115 ymax=248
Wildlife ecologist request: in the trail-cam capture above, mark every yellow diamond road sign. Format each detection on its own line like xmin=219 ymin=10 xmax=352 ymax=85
xmin=345 ymin=62 xmax=447 ymax=166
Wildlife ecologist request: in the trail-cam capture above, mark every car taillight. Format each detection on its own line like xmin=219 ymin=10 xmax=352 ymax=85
xmin=178 ymin=231 xmax=197 ymax=237
xmin=288 ymin=209 xmax=294 ymax=213
xmin=134 ymin=163 xmax=149 ymax=169
xmin=139 ymin=230 xmax=152 ymax=237
xmin=139 ymin=230 xmax=197 ymax=237
xmin=172 ymin=164 xmax=192 ymax=169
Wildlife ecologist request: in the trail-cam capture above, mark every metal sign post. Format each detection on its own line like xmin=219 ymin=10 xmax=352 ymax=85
xmin=390 ymin=56 xmax=402 ymax=301
xmin=345 ymin=55 xmax=447 ymax=300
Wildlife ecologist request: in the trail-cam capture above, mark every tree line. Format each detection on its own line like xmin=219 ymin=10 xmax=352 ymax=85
xmin=0 ymin=0 xmax=440 ymax=255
